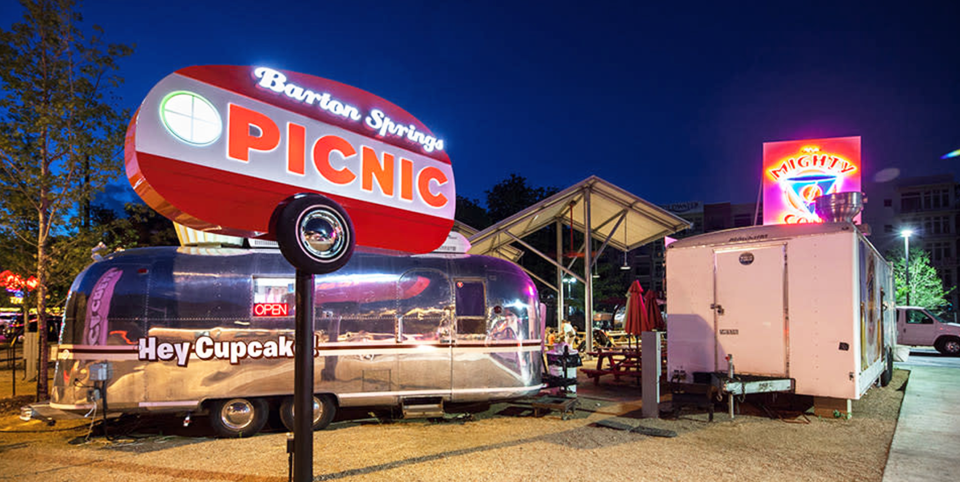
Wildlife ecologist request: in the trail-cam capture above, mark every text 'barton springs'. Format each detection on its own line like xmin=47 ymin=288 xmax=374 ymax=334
xmin=137 ymin=334 xmax=327 ymax=367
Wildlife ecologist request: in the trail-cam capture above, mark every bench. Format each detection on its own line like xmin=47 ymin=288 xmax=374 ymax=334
xmin=581 ymin=368 xmax=642 ymax=385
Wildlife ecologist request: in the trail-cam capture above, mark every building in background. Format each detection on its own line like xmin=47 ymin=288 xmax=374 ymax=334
xmin=863 ymin=174 xmax=960 ymax=313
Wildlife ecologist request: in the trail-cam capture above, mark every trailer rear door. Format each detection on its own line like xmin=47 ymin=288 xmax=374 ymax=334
xmin=397 ymin=269 xmax=452 ymax=395
xmin=714 ymin=245 xmax=787 ymax=377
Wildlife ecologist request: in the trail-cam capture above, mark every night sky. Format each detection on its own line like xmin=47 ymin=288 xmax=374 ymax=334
xmin=2 ymin=0 xmax=958 ymax=211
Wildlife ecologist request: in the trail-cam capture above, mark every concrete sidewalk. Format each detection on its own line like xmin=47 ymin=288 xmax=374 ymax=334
xmin=883 ymin=366 xmax=960 ymax=481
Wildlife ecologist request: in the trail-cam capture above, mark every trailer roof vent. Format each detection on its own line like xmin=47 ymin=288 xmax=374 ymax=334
xmin=814 ymin=192 xmax=863 ymax=223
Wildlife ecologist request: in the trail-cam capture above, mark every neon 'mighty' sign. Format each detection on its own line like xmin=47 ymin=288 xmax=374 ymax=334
xmin=762 ymin=136 xmax=861 ymax=225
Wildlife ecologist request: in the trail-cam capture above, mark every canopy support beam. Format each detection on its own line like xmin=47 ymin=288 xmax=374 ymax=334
xmin=584 ymin=186 xmax=594 ymax=352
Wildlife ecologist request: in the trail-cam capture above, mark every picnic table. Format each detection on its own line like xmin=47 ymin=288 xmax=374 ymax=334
xmin=581 ymin=348 xmax=643 ymax=385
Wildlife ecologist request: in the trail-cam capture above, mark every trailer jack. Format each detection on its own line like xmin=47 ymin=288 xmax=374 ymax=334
xmin=711 ymin=353 xmax=795 ymax=421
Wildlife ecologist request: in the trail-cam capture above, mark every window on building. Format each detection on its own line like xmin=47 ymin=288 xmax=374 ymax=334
xmin=927 ymin=241 xmax=951 ymax=263
xmin=901 ymin=192 xmax=920 ymax=212
xmin=884 ymin=225 xmax=893 ymax=233
xmin=883 ymin=199 xmax=892 ymax=207
xmin=917 ymin=188 xmax=950 ymax=211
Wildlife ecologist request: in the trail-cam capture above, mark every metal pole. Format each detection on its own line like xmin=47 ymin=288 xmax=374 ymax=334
xmin=584 ymin=188 xmax=593 ymax=353
xmin=294 ymin=269 xmax=315 ymax=482
xmin=556 ymin=220 xmax=564 ymax=332
xmin=904 ymin=235 xmax=911 ymax=305
xmin=727 ymin=354 xmax=734 ymax=420
xmin=10 ymin=342 xmax=14 ymax=398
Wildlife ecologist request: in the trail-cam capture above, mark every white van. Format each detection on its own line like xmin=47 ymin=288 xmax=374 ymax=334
xmin=897 ymin=307 xmax=960 ymax=356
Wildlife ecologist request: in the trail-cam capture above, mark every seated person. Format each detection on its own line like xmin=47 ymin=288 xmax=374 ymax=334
xmin=489 ymin=307 xmax=521 ymax=340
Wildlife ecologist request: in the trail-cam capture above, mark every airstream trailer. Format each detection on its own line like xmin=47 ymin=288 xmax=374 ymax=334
xmin=24 ymin=247 xmax=545 ymax=437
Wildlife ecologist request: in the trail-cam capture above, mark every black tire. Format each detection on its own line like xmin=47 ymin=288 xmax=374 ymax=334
xmin=279 ymin=394 xmax=337 ymax=432
xmin=880 ymin=347 xmax=893 ymax=387
xmin=209 ymin=398 xmax=268 ymax=438
xmin=272 ymin=194 xmax=355 ymax=274
xmin=936 ymin=337 xmax=960 ymax=356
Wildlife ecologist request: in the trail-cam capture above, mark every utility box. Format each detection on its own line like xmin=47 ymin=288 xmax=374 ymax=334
xmin=666 ymin=222 xmax=896 ymax=400
xmin=23 ymin=332 xmax=38 ymax=381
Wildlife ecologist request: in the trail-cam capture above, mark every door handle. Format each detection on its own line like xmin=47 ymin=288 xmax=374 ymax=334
xmin=711 ymin=304 xmax=724 ymax=315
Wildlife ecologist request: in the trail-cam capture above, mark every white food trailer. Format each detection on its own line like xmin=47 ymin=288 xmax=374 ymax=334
xmin=666 ymin=220 xmax=896 ymax=408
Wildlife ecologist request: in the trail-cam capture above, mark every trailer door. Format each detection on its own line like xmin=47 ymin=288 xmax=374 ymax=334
xmin=397 ymin=269 xmax=453 ymax=395
xmin=714 ymin=245 xmax=787 ymax=376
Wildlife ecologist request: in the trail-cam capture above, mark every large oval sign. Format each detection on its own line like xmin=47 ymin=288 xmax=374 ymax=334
xmin=125 ymin=65 xmax=455 ymax=254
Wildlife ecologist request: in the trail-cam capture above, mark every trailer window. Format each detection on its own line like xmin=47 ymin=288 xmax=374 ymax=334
xmin=455 ymin=281 xmax=486 ymax=338
xmin=171 ymin=272 xmax=250 ymax=328
xmin=253 ymin=277 xmax=295 ymax=318
xmin=66 ymin=264 xmax=148 ymax=345
xmin=399 ymin=270 xmax=452 ymax=341
xmin=455 ymin=281 xmax=485 ymax=317
xmin=254 ymin=277 xmax=294 ymax=303
xmin=307 ymin=271 xmax=410 ymax=342
xmin=321 ymin=302 xmax=396 ymax=343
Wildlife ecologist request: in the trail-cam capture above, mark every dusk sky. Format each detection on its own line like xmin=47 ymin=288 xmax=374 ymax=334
xmin=3 ymin=0 xmax=958 ymax=211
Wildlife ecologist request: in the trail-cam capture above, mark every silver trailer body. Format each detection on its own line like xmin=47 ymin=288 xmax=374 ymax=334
xmin=41 ymin=247 xmax=544 ymax=421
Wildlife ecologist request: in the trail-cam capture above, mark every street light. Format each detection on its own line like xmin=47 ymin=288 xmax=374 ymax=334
xmin=901 ymin=229 xmax=913 ymax=305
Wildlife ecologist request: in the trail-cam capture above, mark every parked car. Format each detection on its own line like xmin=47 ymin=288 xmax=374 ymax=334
xmin=897 ymin=306 xmax=960 ymax=356
xmin=3 ymin=314 xmax=60 ymax=343
xmin=0 ymin=312 xmax=22 ymax=341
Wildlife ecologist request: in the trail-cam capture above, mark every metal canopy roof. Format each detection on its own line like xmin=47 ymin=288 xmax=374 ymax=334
xmin=466 ymin=176 xmax=691 ymax=352
xmin=468 ymin=176 xmax=691 ymax=259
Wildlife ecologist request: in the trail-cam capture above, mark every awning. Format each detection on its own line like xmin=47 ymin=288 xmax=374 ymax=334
xmin=466 ymin=176 xmax=691 ymax=351
xmin=468 ymin=176 xmax=690 ymax=259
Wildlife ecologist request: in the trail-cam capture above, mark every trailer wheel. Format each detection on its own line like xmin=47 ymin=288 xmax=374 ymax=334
xmin=936 ymin=337 xmax=960 ymax=356
xmin=880 ymin=347 xmax=893 ymax=387
xmin=280 ymin=394 xmax=337 ymax=431
xmin=209 ymin=398 xmax=268 ymax=438
xmin=272 ymin=194 xmax=355 ymax=274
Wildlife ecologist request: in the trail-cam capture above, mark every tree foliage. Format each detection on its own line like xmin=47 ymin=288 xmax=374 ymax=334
xmin=0 ymin=0 xmax=132 ymax=398
xmin=887 ymin=246 xmax=954 ymax=312
xmin=484 ymin=173 xmax=559 ymax=223
xmin=455 ymin=195 xmax=490 ymax=230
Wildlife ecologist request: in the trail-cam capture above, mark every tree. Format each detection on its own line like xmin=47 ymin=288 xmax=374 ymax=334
xmin=485 ymin=173 xmax=559 ymax=223
xmin=0 ymin=0 xmax=132 ymax=398
xmin=455 ymin=195 xmax=491 ymax=230
xmin=888 ymin=246 xmax=954 ymax=312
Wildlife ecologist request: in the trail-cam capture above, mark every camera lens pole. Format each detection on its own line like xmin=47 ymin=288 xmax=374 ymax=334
xmin=293 ymin=268 xmax=315 ymax=482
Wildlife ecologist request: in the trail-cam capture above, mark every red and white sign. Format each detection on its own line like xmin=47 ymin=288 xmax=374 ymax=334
xmin=762 ymin=136 xmax=861 ymax=225
xmin=253 ymin=303 xmax=289 ymax=317
xmin=125 ymin=66 xmax=455 ymax=254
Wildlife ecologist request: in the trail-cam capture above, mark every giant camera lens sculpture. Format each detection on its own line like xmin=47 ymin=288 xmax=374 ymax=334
xmin=125 ymin=66 xmax=454 ymax=482
xmin=273 ymin=194 xmax=355 ymax=274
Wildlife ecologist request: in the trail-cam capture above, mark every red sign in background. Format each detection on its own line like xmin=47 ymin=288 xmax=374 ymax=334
xmin=125 ymin=66 xmax=455 ymax=254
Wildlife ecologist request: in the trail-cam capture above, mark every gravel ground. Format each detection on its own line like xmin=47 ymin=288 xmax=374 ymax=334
xmin=0 ymin=367 xmax=907 ymax=482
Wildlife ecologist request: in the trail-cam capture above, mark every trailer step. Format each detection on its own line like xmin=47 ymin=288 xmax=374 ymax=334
xmin=401 ymin=397 xmax=444 ymax=419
